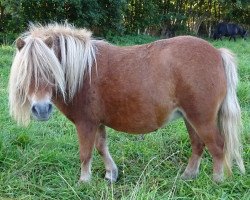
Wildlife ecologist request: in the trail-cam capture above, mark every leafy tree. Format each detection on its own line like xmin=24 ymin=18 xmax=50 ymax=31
xmin=0 ymin=0 xmax=249 ymax=42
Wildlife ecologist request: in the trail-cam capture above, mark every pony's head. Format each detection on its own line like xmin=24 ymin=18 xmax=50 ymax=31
xmin=9 ymin=23 xmax=96 ymax=126
xmin=9 ymin=36 xmax=65 ymax=125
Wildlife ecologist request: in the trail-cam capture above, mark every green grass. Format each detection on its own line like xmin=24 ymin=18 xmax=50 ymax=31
xmin=0 ymin=36 xmax=249 ymax=199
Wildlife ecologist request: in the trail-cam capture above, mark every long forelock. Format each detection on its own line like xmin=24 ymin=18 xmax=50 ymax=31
xmin=27 ymin=23 xmax=96 ymax=99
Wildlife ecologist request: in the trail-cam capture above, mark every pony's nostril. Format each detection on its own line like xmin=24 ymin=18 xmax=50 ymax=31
xmin=31 ymin=105 xmax=39 ymax=116
xmin=47 ymin=103 xmax=53 ymax=113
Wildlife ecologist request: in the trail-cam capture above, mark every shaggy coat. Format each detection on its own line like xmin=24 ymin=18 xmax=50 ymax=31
xmin=9 ymin=24 xmax=244 ymax=183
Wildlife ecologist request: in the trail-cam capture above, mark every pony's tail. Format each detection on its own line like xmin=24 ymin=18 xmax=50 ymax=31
xmin=218 ymin=48 xmax=245 ymax=175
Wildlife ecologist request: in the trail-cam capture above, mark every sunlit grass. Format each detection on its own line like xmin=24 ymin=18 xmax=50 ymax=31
xmin=0 ymin=37 xmax=249 ymax=199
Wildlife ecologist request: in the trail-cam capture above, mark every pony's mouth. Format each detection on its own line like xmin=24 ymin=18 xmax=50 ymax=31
xmin=32 ymin=114 xmax=51 ymax=121
xmin=31 ymin=103 xmax=53 ymax=121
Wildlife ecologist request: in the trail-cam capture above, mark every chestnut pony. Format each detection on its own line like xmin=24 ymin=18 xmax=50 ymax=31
xmin=9 ymin=23 xmax=245 ymax=183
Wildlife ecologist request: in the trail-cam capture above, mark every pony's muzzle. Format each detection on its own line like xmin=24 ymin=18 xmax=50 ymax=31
xmin=31 ymin=102 xmax=53 ymax=121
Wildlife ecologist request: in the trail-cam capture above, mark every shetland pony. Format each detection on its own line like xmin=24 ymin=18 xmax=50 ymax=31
xmin=9 ymin=23 xmax=245 ymax=183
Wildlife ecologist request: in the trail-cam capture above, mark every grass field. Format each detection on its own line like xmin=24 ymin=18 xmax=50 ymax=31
xmin=0 ymin=36 xmax=249 ymax=199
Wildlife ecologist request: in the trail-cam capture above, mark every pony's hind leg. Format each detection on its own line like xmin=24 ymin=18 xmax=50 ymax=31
xmin=181 ymin=120 xmax=205 ymax=180
xmin=188 ymin=119 xmax=225 ymax=182
xmin=95 ymin=125 xmax=118 ymax=183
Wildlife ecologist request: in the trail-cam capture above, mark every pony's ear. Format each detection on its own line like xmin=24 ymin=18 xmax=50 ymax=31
xmin=44 ymin=37 xmax=53 ymax=48
xmin=16 ymin=38 xmax=25 ymax=51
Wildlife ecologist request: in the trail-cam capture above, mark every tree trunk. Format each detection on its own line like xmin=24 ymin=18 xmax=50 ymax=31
xmin=0 ymin=3 xmax=5 ymax=32
xmin=208 ymin=22 xmax=212 ymax=38
xmin=192 ymin=15 xmax=206 ymax=35
xmin=0 ymin=4 xmax=5 ymax=21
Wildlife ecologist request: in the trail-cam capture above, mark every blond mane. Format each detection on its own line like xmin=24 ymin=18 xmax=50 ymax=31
xmin=9 ymin=23 xmax=96 ymax=126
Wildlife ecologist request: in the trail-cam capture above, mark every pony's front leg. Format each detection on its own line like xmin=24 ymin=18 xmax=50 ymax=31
xmin=95 ymin=125 xmax=118 ymax=183
xmin=76 ymin=122 xmax=98 ymax=182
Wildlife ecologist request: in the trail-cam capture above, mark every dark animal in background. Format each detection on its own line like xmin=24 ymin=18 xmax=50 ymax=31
xmin=213 ymin=22 xmax=247 ymax=41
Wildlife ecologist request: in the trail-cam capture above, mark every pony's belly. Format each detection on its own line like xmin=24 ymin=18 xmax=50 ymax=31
xmin=104 ymin=108 xmax=183 ymax=134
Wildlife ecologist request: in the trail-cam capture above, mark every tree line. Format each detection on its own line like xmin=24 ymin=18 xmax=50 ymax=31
xmin=0 ymin=0 xmax=249 ymax=42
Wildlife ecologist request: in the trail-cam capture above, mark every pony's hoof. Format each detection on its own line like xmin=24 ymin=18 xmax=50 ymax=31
xmin=181 ymin=171 xmax=198 ymax=180
xmin=78 ymin=174 xmax=91 ymax=183
xmin=213 ymin=173 xmax=224 ymax=183
xmin=105 ymin=169 xmax=118 ymax=183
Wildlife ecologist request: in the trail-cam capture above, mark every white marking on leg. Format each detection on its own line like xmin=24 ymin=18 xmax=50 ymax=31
xmin=79 ymin=159 xmax=92 ymax=182
xmin=213 ymin=158 xmax=224 ymax=182
xmin=181 ymin=155 xmax=202 ymax=180
xmin=102 ymin=146 xmax=118 ymax=183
